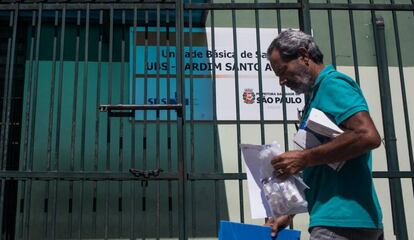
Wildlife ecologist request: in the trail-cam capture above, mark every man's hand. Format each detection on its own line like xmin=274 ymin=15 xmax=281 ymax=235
xmin=264 ymin=215 xmax=294 ymax=237
xmin=271 ymin=150 xmax=308 ymax=179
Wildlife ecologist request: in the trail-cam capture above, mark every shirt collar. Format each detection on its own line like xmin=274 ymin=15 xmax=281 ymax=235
xmin=314 ymin=64 xmax=335 ymax=87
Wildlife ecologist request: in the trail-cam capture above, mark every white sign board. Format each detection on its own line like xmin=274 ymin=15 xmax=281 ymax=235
xmin=206 ymin=28 xmax=305 ymax=121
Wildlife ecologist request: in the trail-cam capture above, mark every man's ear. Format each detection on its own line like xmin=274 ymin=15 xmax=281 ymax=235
xmin=298 ymin=47 xmax=310 ymax=65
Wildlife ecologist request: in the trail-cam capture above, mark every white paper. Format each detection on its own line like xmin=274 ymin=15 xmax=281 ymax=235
xmin=296 ymin=108 xmax=346 ymax=171
xmin=240 ymin=144 xmax=274 ymax=218
xmin=306 ymin=108 xmax=344 ymax=138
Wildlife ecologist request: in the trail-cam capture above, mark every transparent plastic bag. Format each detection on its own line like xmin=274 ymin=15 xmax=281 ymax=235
xmin=259 ymin=142 xmax=308 ymax=217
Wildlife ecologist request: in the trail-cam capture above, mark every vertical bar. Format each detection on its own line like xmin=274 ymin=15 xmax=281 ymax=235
xmin=230 ymin=0 xmax=244 ymax=223
xmin=52 ymin=6 xmax=66 ymax=240
xmin=299 ymin=0 xmax=311 ymax=34
xmin=118 ymin=9 xmax=126 ymax=239
xmin=176 ymin=0 xmax=187 ymax=239
xmin=93 ymin=9 xmax=103 ymax=238
xmin=105 ymin=6 xmax=114 ymax=240
xmin=274 ymin=2 xmax=290 ymax=155
xmin=28 ymin=5 xmax=42 ymax=175
xmin=68 ymin=9 xmax=81 ymax=239
xmin=389 ymin=0 xmax=414 ymax=202
xmin=79 ymin=4 xmax=90 ymax=239
xmin=195 ymin=0 xmax=223 ymax=232
xmin=0 ymin=11 xmax=12 ymax=172
xmin=165 ymin=11 xmax=173 ymax=238
xmin=43 ymin=10 xmax=59 ymax=240
xmin=141 ymin=10 xmax=149 ymax=240
xmin=274 ymin=1 xmax=293 ymax=228
xmin=54 ymin=7 xmax=66 ymax=172
xmin=22 ymin=11 xmax=36 ymax=173
xmin=326 ymin=0 xmax=336 ymax=68
xmin=19 ymin=11 xmax=36 ymax=239
xmin=209 ymin=7 xmax=222 ymax=232
xmin=188 ymin=0 xmax=197 ymax=237
xmin=46 ymin=9 xmax=59 ymax=188
xmin=254 ymin=0 xmax=265 ymax=145
xmin=347 ymin=0 xmax=361 ymax=85
xmin=129 ymin=7 xmax=137 ymax=240
xmin=374 ymin=17 xmax=408 ymax=240
xmin=106 ymin=8 xmax=113 ymax=172
xmin=25 ymin=4 xmax=43 ymax=239
xmin=155 ymin=4 xmax=161 ymax=240
xmin=0 ymin=7 xmax=18 ymax=238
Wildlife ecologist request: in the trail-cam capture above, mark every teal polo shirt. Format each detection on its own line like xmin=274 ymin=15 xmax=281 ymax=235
xmin=301 ymin=65 xmax=383 ymax=229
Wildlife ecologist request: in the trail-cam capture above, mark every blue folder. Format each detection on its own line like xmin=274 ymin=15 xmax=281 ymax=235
xmin=218 ymin=221 xmax=301 ymax=240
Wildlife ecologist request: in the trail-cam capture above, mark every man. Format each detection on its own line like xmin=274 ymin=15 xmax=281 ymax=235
xmin=265 ymin=30 xmax=384 ymax=239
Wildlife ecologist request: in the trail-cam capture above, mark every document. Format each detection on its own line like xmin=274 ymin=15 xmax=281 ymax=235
xmin=306 ymin=108 xmax=343 ymax=138
xmin=240 ymin=144 xmax=273 ymax=218
xmin=294 ymin=108 xmax=345 ymax=171
xmin=240 ymin=143 xmax=308 ymax=218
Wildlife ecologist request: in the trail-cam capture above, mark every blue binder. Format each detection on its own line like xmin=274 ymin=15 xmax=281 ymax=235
xmin=218 ymin=221 xmax=300 ymax=240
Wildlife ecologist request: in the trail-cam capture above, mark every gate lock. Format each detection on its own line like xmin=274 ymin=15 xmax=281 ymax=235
xmin=129 ymin=168 xmax=163 ymax=179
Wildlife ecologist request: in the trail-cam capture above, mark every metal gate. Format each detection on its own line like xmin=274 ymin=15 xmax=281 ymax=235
xmin=0 ymin=0 xmax=414 ymax=240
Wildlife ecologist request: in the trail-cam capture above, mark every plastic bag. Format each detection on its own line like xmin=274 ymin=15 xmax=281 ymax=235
xmin=259 ymin=142 xmax=308 ymax=218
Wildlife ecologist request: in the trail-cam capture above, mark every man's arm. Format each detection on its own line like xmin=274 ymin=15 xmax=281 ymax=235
xmin=271 ymin=111 xmax=381 ymax=178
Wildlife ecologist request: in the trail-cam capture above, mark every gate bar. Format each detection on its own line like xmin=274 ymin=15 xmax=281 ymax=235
xmin=347 ymin=0 xmax=361 ymax=85
xmin=0 ymin=171 xmax=180 ymax=181
xmin=0 ymin=8 xmax=18 ymax=238
xmin=187 ymin=1 xmax=197 ymax=237
xmin=254 ymin=0 xmax=266 ymax=146
xmin=66 ymin=10 xmax=81 ymax=239
xmin=230 ymin=0 xmax=245 ymax=224
xmin=141 ymin=10 xmax=149 ymax=240
xmin=210 ymin=6 xmax=221 ymax=235
xmin=0 ymin=3 xmax=176 ymax=11
xmin=129 ymin=7 xmax=137 ymax=240
xmin=156 ymin=4 xmax=161 ymax=240
xmin=43 ymin=9 xmax=59 ymax=240
xmin=23 ymin=5 xmax=42 ymax=239
xmin=326 ymin=0 xmax=336 ymax=68
xmin=99 ymin=104 xmax=183 ymax=112
xmin=92 ymin=9 xmax=103 ymax=238
xmin=389 ymin=0 xmax=414 ymax=203
xmin=51 ymin=5 xmax=66 ymax=240
xmin=117 ymin=8 xmax=126 ymax=239
xmin=176 ymin=0 xmax=187 ymax=239
xmin=184 ymin=2 xmax=414 ymax=11
xmin=165 ymin=11 xmax=174 ymax=238
xmin=79 ymin=4 xmax=90 ymax=239
xmin=0 ymin=10 xmax=15 ymax=171
xmin=104 ymin=6 xmax=114 ymax=240
xmin=374 ymin=17 xmax=408 ymax=240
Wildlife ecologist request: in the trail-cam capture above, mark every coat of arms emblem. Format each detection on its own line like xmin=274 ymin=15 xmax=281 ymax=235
xmin=243 ymin=89 xmax=256 ymax=104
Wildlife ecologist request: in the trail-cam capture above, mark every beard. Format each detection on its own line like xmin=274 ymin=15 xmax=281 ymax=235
xmin=289 ymin=65 xmax=313 ymax=94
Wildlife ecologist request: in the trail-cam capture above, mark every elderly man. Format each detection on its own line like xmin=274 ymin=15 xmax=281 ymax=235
xmin=265 ymin=30 xmax=384 ymax=240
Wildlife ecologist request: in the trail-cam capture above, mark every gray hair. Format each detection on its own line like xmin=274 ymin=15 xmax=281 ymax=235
xmin=267 ymin=29 xmax=323 ymax=64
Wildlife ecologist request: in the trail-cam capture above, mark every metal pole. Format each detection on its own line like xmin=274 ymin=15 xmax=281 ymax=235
xmin=374 ymin=17 xmax=408 ymax=240
xmin=299 ymin=0 xmax=311 ymax=34
xmin=176 ymin=0 xmax=187 ymax=239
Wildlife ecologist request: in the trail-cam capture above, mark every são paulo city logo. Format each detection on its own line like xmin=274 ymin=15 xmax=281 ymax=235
xmin=243 ymin=89 xmax=256 ymax=104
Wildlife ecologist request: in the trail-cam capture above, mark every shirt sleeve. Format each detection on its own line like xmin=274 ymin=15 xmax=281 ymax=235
xmin=316 ymin=76 xmax=369 ymax=125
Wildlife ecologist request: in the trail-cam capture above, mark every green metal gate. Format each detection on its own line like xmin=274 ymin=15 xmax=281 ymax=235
xmin=1 ymin=0 xmax=414 ymax=239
